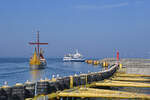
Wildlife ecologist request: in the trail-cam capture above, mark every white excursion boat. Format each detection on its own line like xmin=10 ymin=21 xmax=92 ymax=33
xmin=63 ymin=50 xmax=85 ymax=62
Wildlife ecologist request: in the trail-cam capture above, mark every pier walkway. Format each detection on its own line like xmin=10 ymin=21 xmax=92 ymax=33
xmin=94 ymin=80 xmax=150 ymax=88
xmin=57 ymin=87 xmax=150 ymax=99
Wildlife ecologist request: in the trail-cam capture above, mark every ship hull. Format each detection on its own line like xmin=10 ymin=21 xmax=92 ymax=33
xmin=63 ymin=59 xmax=85 ymax=62
xmin=29 ymin=64 xmax=45 ymax=70
xmin=30 ymin=61 xmax=47 ymax=70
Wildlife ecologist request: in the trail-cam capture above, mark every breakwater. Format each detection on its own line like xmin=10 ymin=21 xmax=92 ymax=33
xmin=0 ymin=64 xmax=118 ymax=100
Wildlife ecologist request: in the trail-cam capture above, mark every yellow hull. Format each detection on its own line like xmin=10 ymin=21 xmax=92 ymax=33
xmin=29 ymin=48 xmax=46 ymax=69
xmin=29 ymin=64 xmax=45 ymax=69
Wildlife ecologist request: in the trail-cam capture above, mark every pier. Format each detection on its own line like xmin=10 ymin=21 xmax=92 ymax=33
xmin=0 ymin=64 xmax=117 ymax=100
xmin=1 ymin=59 xmax=150 ymax=100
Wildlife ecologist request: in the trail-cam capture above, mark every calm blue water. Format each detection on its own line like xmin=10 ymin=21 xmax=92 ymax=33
xmin=0 ymin=58 xmax=102 ymax=86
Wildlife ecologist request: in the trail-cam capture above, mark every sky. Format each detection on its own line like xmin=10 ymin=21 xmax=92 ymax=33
xmin=0 ymin=0 xmax=150 ymax=58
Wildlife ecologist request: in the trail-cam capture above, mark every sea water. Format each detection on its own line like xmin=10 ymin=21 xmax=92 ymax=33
xmin=0 ymin=58 xmax=102 ymax=86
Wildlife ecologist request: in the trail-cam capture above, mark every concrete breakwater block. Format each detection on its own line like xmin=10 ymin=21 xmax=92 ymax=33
xmin=87 ymin=74 xmax=96 ymax=83
xmin=48 ymin=82 xmax=58 ymax=93
xmin=25 ymin=81 xmax=35 ymax=98
xmin=79 ymin=75 xmax=86 ymax=85
xmin=73 ymin=76 xmax=81 ymax=86
xmin=56 ymin=79 xmax=65 ymax=90
xmin=0 ymin=87 xmax=12 ymax=100
xmin=37 ymin=81 xmax=50 ymax=95
xmin=56 ymin=77 xmax=70 ymax=90
xmin=52 ymin=80 xmax=64 ymax=91
xmin=93 ymin=73 xmax=103 ymax=82
xmin=62 ymin=77 xmax=70 ymax=89
xmin=101 ymin=71 xmax=110 ymax=79
xmin=87 ymin=74 xmax=93 ymax=83
xmin=11 ymin=84 xmax=25 ymax=100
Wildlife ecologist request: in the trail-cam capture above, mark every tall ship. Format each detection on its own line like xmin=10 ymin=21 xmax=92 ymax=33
xmin=63 ymin=50 xmax=85 ymax=62
xmin=29 ymin=31 xmax=48 ymax=69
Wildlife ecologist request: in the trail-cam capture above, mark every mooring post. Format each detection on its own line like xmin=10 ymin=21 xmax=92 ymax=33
xmin=70 ymin=76 xmax=73 ymax=88
xmin=35 ymin=81 xmax=37 ymax=96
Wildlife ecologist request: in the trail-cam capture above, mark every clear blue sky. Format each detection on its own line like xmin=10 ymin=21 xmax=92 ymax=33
xmin=0 ymin=0 xmax=150 ymax=58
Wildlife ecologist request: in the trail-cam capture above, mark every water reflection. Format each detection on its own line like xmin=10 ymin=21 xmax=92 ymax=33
xmin=30 ymin=69 xmax=45 ymax=82
xmin=63 ymin=62 xmax=83 ymax=68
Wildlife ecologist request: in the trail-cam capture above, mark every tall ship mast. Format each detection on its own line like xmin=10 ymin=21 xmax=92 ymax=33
xmin=29 ymin=30 xmax=48 ymax=69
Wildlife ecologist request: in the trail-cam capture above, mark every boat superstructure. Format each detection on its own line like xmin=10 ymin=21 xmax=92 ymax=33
xmin=63 ymin=50 xmax=85 ymax=62
xmin=29 ymin=31 xmax=48 ymax=69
